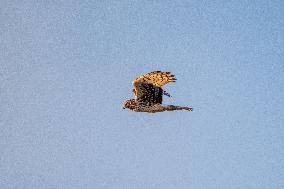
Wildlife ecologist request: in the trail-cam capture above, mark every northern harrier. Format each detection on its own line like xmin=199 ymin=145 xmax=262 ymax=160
xmin=123 ymin=71 xmax=193 ymax=113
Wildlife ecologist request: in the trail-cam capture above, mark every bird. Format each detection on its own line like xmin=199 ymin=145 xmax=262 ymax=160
xmin=123 ymin=71 xmax=193 ymax=113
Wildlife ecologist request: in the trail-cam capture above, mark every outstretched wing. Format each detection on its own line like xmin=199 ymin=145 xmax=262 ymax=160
xmin=132 ymin=71 xmax=176 ymax=103
xmin=132 ymin=71 xmax=176 ymax=88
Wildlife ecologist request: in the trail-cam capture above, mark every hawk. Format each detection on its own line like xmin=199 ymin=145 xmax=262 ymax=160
xmin=123 ymin=71 xmax=193 ymax=113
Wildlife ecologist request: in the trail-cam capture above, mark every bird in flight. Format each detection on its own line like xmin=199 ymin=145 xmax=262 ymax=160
xmin=123 ymin=71 xmax=193 ymax=113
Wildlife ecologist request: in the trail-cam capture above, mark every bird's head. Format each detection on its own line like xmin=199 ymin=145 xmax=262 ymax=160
xmin=123 ymin=99 xmax=136 ymax=111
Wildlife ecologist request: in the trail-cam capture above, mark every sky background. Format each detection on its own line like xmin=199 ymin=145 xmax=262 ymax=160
xmin=1 ymin=1 xmax=284 ymax=188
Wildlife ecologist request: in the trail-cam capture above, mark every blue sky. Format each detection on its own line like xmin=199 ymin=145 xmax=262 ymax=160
xmin=1 ymin=1 xmax=284 ymax=188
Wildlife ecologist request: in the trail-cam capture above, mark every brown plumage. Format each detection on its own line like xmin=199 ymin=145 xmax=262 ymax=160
xmin=123 ymin=71 xmax=193 ymax=113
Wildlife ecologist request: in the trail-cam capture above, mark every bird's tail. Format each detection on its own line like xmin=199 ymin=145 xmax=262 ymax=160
xmin=164 ymin=105 xmax=193 ymax=112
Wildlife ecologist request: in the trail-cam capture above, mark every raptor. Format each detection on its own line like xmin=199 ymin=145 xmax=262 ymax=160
xmin=123 ymin=71 xmax=193 ymax=113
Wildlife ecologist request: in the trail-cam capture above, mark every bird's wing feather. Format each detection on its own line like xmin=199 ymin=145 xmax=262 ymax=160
xmin=132 ymin=71 xmax=176 ymax=102
xmin=132 ymin=71 xmax=176 ymax=88
xmin=134 ymin=82 xmax=163 ymax=105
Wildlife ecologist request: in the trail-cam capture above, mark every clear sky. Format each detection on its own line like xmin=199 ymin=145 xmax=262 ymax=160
xmin=1 ymin=1 xmax=284 ymax=188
